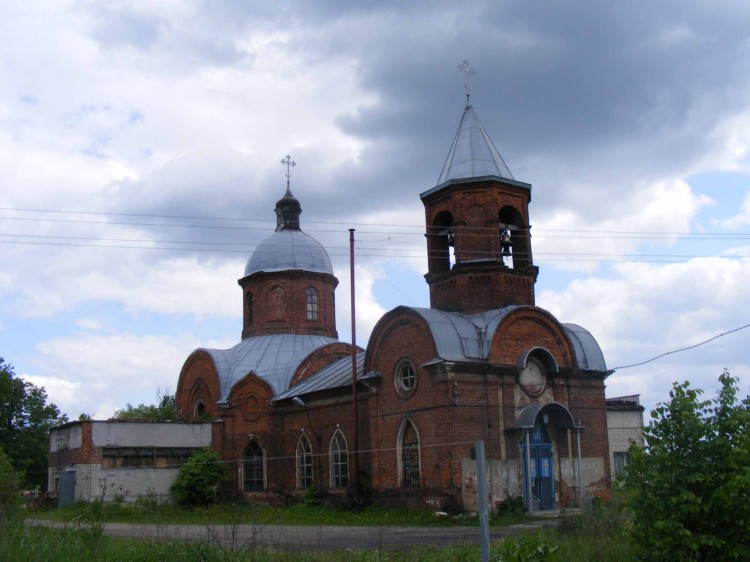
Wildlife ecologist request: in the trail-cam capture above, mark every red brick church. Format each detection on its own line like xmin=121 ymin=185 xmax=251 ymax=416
xmin=175 ymin=98 xmax=612 ymax=512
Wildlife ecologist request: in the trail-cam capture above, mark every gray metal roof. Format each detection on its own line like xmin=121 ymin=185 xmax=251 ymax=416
xmin=244 ymin=229 xmax=333 ymax=277
xmin=406 ymin=307 xmax=607 ymax=371
xmin=515 ymin=402 xmax=580 ymax=430
xmin=562 ymin=323 xmax=608 ymax=371
xmin=274 ymin=352 xmax=365 ymax=402
xmin=435 ymin=104 xmax=514 ymax=187
xmin=410 ymin=307 xmax=517 ymax=361
xmin=199 ymin=334 xmax=340 ymax=402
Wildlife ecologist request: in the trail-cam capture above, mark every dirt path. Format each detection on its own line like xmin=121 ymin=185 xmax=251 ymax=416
xmin=28 ymin=518 xmax=559 ymax=552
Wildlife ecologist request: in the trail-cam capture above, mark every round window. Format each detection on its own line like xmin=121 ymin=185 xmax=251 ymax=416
xmin=394 ymin=359 xmax=417 ymax=397
xmin=519 ymin=356 xmax=547 ymax=397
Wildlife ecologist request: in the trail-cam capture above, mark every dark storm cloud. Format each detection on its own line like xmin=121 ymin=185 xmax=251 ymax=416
xmin=98 ymin=1 xmax=750 ymax=260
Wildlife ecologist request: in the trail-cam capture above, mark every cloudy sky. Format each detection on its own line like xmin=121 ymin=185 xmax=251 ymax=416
xmin=2 ymin=1 xmax=749 ymax=420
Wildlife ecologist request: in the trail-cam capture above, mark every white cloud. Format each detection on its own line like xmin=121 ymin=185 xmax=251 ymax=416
xmin=29 ymin=331 xmax=233 ymax=419
xmin=539 ymin=254 xmax=750 ymax=412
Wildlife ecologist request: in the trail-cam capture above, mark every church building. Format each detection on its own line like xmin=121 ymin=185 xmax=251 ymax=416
xmin=174 ymin=97 xmax=613 ymax=512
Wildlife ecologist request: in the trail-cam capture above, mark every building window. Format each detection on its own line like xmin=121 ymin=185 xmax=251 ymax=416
xmin=101 ymin=447 xmax=194 ymax=468
xmin=306 ymin=287 xmax=319 ymax=321
xmin=270 ymin=286 xmax=285 ymax=320
xmin=394 ymin=359 xmax=417 ymax=397
xmin=330 ymin=430 xmax=349 ymax=489
xmin=297 ymin=434 xmax=313 ymax=490
xmin=246 ymin=293 xmax=253 ymax=324
xmin=243 ymin=441 xmax=265 ymax=492
xmin=613 ymin=452 xmax=628 ymax=476
xmin=193 ymin=400 xmax=205 ymax=419
xmin=401 ymin=420 xmax=420 ymax=489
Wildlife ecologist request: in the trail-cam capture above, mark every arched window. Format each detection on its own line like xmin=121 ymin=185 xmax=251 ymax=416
xmin=499 ymin=206 xmax=529 ymax=269
xmin=296 ymin=434 xmax=313 ymax=490
xmin=428 ymin=211 xmax=454 ymax=274
xmin=400 ymin=420 xmax=420 ymax=489
xmin=246 ymin=292 xmax=253 ymax=324
xmin=243 ymin=441 xmax=265 ymax=492
xmin=329 ymin=430 xmax=349 ymax=489
xmin=193 ymin=400 xmax=205 ymax=419
xmin=270 ymin=286 xmax=285 ymax=320
xmin=306 ymin=287 xmax=319 ymax=321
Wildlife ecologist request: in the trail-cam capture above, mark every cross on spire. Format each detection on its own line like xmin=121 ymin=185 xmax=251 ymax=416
xmin=457 ymin=59 xmax=476 ymax=108
xmin=280 ymin=154 xmax=296 ymax=193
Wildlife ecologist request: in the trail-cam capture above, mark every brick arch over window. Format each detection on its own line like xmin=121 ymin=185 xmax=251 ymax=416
xmin=487 ymin=306 xmax=575 ymax=368
xmin=427 ymin=210 xmax=454 ymax=274
xmin=398 ymin=418 xmax=420 ymax=489
xmin=175 ymin=351 xmax=220 ymax=419
xmin=499 ymin=205 xmax=531 ymax=269
xmin=365 ymin=307 xmax=439 ymax=374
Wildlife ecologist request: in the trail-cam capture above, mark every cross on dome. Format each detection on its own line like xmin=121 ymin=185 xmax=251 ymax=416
xmin=457 ymin=59 xmax=476 ymax=108
xmin=280 ymin=154 xmax=296 ymax=193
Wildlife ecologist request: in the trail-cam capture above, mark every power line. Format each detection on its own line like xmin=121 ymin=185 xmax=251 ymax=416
xmin=612 ymin=322 xmax=750 ymax=370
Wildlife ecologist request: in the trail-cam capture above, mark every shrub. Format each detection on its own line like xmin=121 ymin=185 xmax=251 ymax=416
xmin=0 ymin=447 xmax=19 ymax=528
xmin=171 ymin=449 xmax=228 ymax=506
xmin=624 ymin=371 xmax=750 ymax=561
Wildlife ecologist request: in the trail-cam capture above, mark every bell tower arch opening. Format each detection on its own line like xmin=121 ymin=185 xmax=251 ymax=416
xmin=427 ymin=211 xmax=455 ymax=275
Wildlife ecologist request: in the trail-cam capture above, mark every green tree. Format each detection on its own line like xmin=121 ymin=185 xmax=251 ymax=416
xmin=171 ymin=449 xmax=228 ymax=506
xmin=625 ymin=371 xmax=750 ymax=561
xmin=113 ymin=388 xmax=176 ymax=421
xmin=0 ymin=447 xmax=19 ymax=529
xmin=0 ymin=358 xmax=67 ymax=488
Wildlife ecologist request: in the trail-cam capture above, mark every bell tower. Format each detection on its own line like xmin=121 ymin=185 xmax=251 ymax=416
xmin=421 ymin=101 xmax=538 ymax=313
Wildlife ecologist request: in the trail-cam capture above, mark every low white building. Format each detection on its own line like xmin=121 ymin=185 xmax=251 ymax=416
xmin=48 ymin=420 xmax=217 ymax=506
xmin=605 ymin=395 xmax=645 ymax=479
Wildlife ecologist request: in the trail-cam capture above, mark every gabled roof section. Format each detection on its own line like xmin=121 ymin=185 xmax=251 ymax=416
xmin=435 ymin=103 xmax=514 ymax=188
xmin=273 ymin=351 xmax=366 ymax=402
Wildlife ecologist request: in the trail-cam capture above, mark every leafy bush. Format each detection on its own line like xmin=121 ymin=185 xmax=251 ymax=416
xmin=0 ymin=447 xmax=19 ymax=529
xmin=495 ymin=494 xmax=526 ymax=516
xmin=171 ymin=449 xmax=228 ymax=506
xmin=624 ymin=371 xmax=750 ymax=561
xmin=494 ymin=532 xmax=559 ymax=562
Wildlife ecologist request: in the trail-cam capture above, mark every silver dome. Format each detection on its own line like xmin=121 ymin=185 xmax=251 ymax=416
xmin=244 ymin=229 xmax=333 ymax=276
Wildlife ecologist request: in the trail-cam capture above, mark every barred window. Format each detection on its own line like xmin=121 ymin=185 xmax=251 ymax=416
xmin=401 ymin=421 xmax=420 ymax=489
xmin=243 ymin=441 xmax=265 ymax=492
xmin=306 ymin=287 xmax=319 ymax=321
xmin=297 ymin=434 xmax=313 ymax=490
xmin=101 ymin=447 xmax=194 ymax=469
xmin=330 ymin=430 xmax=349 ymax=489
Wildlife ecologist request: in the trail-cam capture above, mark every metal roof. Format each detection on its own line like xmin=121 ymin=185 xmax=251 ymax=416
xmin=435 ymin=104 xmax=514 ymax=187
xmin=273 ymin=352 xmax=365 ymax=402
xmin=199 ymin=334 xmax=340 ymax=402
xmin=562 ymin=323 xmax=607 ymax=371
xmin=515 ymin=402 xmax=580 ymax=430
xmin=407 ymin=307 xmax=607 ymax=371
xmin=244 ymin=229 xmax=333 ymax=277
xmin=410 ymin=307 xmax=516 ymax=361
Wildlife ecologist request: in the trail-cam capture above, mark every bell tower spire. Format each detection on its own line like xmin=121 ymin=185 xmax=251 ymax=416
xmin=421 ymin=68 xmax=538 ymax=313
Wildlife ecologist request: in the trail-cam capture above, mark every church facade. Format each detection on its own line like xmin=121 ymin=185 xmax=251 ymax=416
xmin=175 ymin=100 xmax=613 ymax=512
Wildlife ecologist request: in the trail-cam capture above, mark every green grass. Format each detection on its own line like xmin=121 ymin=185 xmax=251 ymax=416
xmin=33 ymin=500 xmax=530 ymax=528
xmin=3 ymin=523 xmax=517 ymax=561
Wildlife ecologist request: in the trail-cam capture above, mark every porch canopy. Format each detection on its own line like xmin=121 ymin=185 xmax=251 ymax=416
xmin=514 ymin=401 xmax=581 ymax=430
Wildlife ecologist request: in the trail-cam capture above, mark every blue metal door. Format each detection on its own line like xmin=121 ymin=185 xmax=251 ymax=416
xmin=522 ymin=421 xmax=556 ymax=510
